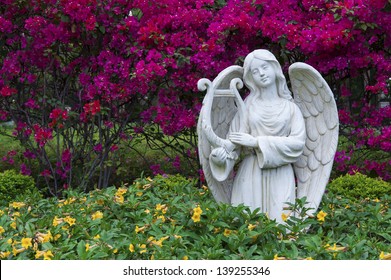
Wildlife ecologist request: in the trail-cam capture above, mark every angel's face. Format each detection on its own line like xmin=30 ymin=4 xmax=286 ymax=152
xmin=250 ymin=59 xmax=276 ymax=88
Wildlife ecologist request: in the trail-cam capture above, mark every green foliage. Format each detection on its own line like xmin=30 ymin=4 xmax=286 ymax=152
xmin=0 ymin=174 xmax=389 ymax=260
xmin=327 ymin=172 xmax=391 ymax=200
xmin=0 ymin=170 xmax=37 ymax=203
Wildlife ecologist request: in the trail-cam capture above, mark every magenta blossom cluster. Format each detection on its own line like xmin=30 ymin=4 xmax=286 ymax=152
xmin=0 ymin=0 xmax=390 ymax=195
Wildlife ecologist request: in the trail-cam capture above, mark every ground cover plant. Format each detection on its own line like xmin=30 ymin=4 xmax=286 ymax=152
xmin=0 ymin=174 xmax=390 ymax=260
xmin=0 ymin=0 xmax=390 ymax=198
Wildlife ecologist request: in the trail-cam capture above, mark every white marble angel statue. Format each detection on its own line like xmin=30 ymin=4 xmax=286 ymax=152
xmin=197 ymin=49 xmax=339 ymax=223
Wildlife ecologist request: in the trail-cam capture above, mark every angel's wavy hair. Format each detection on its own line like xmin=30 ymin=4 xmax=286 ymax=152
xmin=243 ymin=49 xmax=292 ymax=101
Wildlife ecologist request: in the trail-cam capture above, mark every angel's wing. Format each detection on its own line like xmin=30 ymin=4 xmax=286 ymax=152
xmin=197 ymin=66 xmax=244 ymax=204
xmin=289 ymin=62 xmax=339 ymax=214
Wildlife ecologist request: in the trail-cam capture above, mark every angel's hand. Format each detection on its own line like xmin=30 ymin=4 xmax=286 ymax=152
xmin=229 ymin=132 xmax=258 ymax=148
xmin=210 ymin=147 xmax=228 ymax=166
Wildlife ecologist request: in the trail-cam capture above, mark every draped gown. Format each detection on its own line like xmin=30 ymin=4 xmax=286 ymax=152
xmin=212 ymin=95 xmax=306 ymax=223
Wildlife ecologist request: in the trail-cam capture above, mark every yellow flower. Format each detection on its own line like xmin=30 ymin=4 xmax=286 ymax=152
xmin=174 ymin=235 xmax=182 ymax=239
xmin=380 ymin=251 xmax=391 ymax=260
xmin=0 ymin=210 xmax=4 ymax=216
xmin=116 ymin=187 xmax=127 ymax=196
xmin=182 ymin=255 xmax=189 ymax=260
xmin=317 ymin=210 xmax=327 ymax=222
xmin=114 ymin=195 xmax=124 ymax=204
xmin=64 ymin=216 xmax=76 ymax=226
xmin=326 ymin=243 xmax=346 ymax=252
xmin=247 ymin=224 xmax=256 ymax=231
xmin=193 ymin=206 xmax=202 ymax=215
xmin=129 ymin=244 xmax=135 ymax=253
xmin=139 ymin=244 xmax=147 ymax=254
xmin=223 ymin=229 xmax=232 ymax=237
xmin=305 ymin=257 xmax=314 ymax=260
xmin=96 ymin=199 xmax=105 ymax=206
xmin=135 ymin=225 xmax=146 ymax=233
xmin=21 ymin=237 xmax=32 ymax=249
xmin=11 ymin=202 xmax=26 ymax=209
xmin=151 ymin=236 xmax=169 ymax=248
xmin=85 ymin=243 xmax=90 ymax=252
xmin=43 ymin=250 xmax=54 ymax=260
xmin=13 ymin=211 xmax=20 ymax=217
xmin=12 ymin=247 xmax=25 ymax=256
xmin=273 ymin=254 xmax=287 ymax=260
xmin=0 ymin=226 xmax=5 ymax=234
xmin=157 ymin=215 xmax=166 ymax=222
xmin=91 ymin=211 xmax=103 ymax=220
xmin=36 ymin=231 xmax=53 ymax=243
xmin=7 ymin=238 xmax=13 ymax=244
xmin=113 ymin=248 xmax=118 ymax=254
xmin=35 ymin=250 xmax=45 ymax=259
xmin=10 ymin=221 xmax=16 ymax=229
xmin=52 ymin=216 xmax=64 ymax=227
xmin=136 ymin=192 xmax=143 ymax=197
xmin=191 ymin=213 xmax=201 ymax=223
xmin=0 ymin=251 xmax=11 ymax=259
xmin=281 ymin=212 xmax=290 ymax=222
xmin=144 ymin=209 xmax=151 ymax=214
xmin=93 ymin=234 xmax=100 ymax=240
xmin=44 ymin=231 xmax=53 ymax=243
xmin=155 ymin=204 xmax=163 ymax=211
xmin=64 ymin=197 xmax=76 ymax=205
xmin=54 ymin=234 xmax=61 ymax=241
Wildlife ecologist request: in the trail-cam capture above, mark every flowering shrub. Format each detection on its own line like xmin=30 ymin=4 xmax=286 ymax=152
xmin=0 ymin=0 xmax=390 ymax=195
xmin=0 ymin=175 xmax=389 ymax=260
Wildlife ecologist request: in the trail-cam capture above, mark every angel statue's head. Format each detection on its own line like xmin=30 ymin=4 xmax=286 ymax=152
xmin=243 ymin=49 xmax=292 ymax=100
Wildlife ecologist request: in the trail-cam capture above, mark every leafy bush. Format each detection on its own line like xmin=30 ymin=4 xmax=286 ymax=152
xmin=327 ymin=172 xmax=391 ymax=200
xmin=0 ymin=170 xmax=37 ymax=203
xmin=0 ymin=174 xmax=390 ymax=260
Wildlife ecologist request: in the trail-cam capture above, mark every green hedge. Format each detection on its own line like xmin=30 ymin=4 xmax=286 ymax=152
xmin=327 ymin=172 xmax=391 ymax=200
xmin=0 ymin=170 xmax=37 ymax=203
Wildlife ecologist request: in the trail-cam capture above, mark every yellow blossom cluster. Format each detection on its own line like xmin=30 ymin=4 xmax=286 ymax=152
xmin=63 ymin=197 xmax=76 ymax=205
xmin=11 ymin=202 xmax=26 ymax=209
xmin=379 ymin=251 xmax=391 ymax=260
xmin=91 ymin=211 xmax=103 ymax=220
xmin=52 ymin=215 xmax=76 ymax=227
xmin=34 ymin=231 xmax=53 ymax=243
xmin=0 ymin=251 xmax=11 ymax=258
xmin=191 ymin=206 xmax=202 ymax=223
xmin=129 ymin=243 xmax=147 ymax=254
xmin=64 ymin=216 xmax=76 ymax=226
xmin=154 ymin=203 xmax=168 ymax=223
xmin=135 ymin=225 xmax=148 ymax=234
xmin=148 ymin=236 xmax=169 ymax=248
xmin=35 ymin=250 xmax=54 ymax=260
xmin=247 ymin=224 xmax=256 ymax=231
xmin=114 ymin=187 xmax=127 ymax=204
